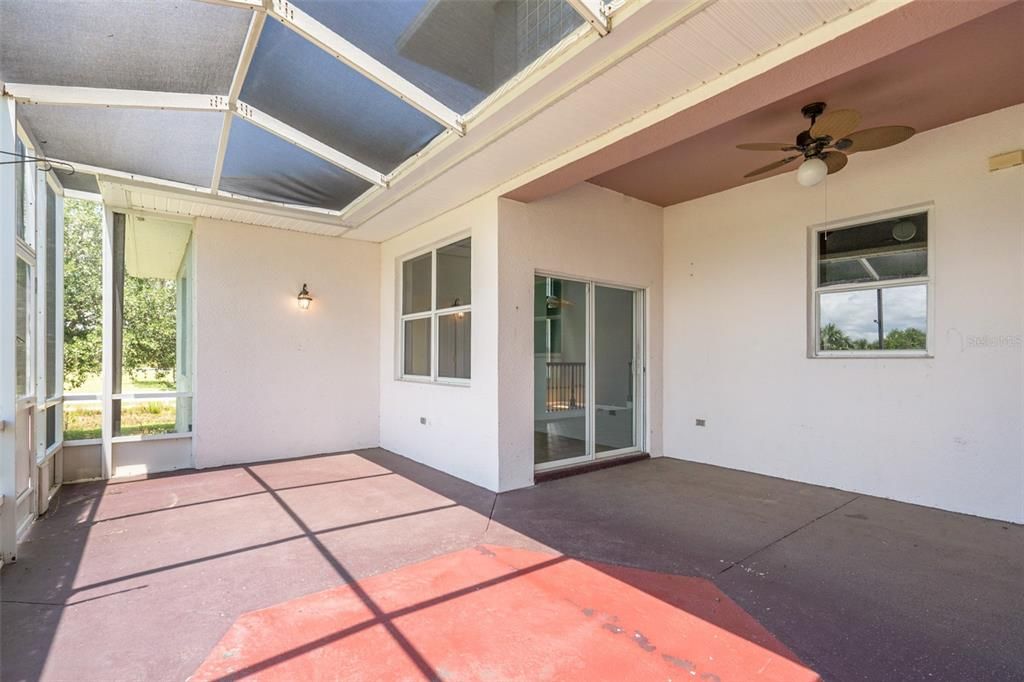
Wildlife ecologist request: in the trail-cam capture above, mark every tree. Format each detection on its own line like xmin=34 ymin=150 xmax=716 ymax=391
xmin=63 ymin=199 xmax=179 ymax=390
xmin=884 ymin=327 xmax=926 ymax=350
xmin=820 ymin=322 xmax=853 ymax=350
xmin=122 ymin=276 xmax=177 ymax=383
xmin=63 ymin=199 xmax=103 ymax=390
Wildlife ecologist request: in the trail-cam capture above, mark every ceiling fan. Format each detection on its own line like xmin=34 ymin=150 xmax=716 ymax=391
xmin=736 ymin=102 xmax=915 ymax=187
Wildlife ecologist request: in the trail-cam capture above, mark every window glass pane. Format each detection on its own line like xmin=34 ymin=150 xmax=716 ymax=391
xmin=402 ymin=253 xmax=432 ymax=314
xmin=436 ymin=237 xmax=471 ymax=309
xmin=819 ymin=286 xmax=927 ymax=351
xmin=438 ymin=311 xmax=471 ymax=379
xmin=534 ymin=277 xmax=587 ymax=465
xmin=819 ymin=212 xmax=927 ymax=286
xmin=16 ymin=257 xmax=30 ymax=397
xmin=880 ymin=285 xmax=928 ymax=350
xmin=46 ymin=405 xmax=57 ymax=449
xmin=21 ymin=155 xmax=34 ymax=246
xmin=403 ymin=317 xmax=431 ymax=376
xmin=15 ymin=138 xmax=26 ymax=242
xmin=865 ymin=250 xmax=927 ymax=281
xmin=113 ymin=397 xmax=192 ymax=437
xmin=64 ymin=400 xmax=101 ymax=441
xmin=63 ymin=199 xmax=103 ymax=393
xmin=46 ymin=187 xmax=58 ymax=398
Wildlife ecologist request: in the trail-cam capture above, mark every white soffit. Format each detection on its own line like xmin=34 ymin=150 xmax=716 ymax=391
xmin=101 ymin=181 xmax=348 ymax=236
xmin=344 ymin=0 xmax=876 ymax=241
xmin=125 ymin=214 xmax=193 ymax=279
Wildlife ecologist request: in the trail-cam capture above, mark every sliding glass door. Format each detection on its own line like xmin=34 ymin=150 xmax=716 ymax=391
xmin=534 ymin=275 xmax=642 ymax=470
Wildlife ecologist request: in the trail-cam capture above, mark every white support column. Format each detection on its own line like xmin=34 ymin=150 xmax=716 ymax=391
xmin=267 ymin=0 xmax=464 ymax=134
xmin=0 ymin=96 xmax=18 ymax=562
xmin=567 ymin=0 xmax=610 ymax=36
xmin=234 ymin=101 xmax=387 ymax=186
xmin=3 ymin=84 xmax=228 ymax=112
xmin=34 ymin=145 xmax=48 ymax=506
xmin=100 ymin=207 xmax=114 ymax=480
xmin=213 ymin=9 xmax=266 ymax=193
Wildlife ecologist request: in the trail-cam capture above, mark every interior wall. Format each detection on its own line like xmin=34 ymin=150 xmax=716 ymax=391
xmin=663 ymin=105 xmax=1024 ymax=522
xmin=378 ymin=195 xmax=501 ymax=490
xmin=193 ymin=218 xmax=380 ymax=468
xmin=498 ymin=182 xmax=664 ymax=490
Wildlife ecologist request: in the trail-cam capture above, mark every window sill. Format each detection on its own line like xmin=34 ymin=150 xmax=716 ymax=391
xmin=396 ymin=376 xmax=471 ymax=388
xmin=811 ymin=352 xmax=933 ymax=359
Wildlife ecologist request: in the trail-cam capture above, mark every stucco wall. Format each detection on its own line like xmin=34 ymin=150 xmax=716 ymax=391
xmin=378 ymin=195 xmax=501 ymax=490
xmin=193 ymin=218 xmax=380 ymax=468
xmin=663 ymin=105 xmax=1024 ymax=522
xmin=498 ymin=182 xmax=664 ymax=490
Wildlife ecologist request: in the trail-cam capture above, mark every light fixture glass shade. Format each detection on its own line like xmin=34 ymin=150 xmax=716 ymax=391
xmin=797 ymin=157 xmax=828 ymax=187
xmin=297 ymin=283 xmax=312 ymax=310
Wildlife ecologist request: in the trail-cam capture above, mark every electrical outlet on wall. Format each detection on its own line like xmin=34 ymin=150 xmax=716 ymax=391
xmin=695 ymin=418 xmax=707 ymax=427
xmin=420 ymin=417 xmax=428 ymax=425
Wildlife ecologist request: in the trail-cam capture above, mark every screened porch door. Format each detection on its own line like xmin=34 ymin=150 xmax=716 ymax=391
xmin=534 ymin=275 xmax=643 ymax=471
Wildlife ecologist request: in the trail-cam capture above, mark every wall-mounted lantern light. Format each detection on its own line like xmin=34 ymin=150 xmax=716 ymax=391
xmin=297 ymin=283 xmax=313 ymax=310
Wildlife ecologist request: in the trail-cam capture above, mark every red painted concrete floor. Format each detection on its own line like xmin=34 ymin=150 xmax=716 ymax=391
xmin=193 ymin=545 xmax=818 ymax=682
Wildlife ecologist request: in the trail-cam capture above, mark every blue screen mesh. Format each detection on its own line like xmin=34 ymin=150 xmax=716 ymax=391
xmin=295 ymin=0 xmax=584 ymax=113
xmin=219 ymin=118 xmax=373 ymax=210
xmin=241 ymin=20 xmax=444 ymax=175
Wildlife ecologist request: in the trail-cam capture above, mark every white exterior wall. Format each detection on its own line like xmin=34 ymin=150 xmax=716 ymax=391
xmin=193 ymin=218 xmax=380 ymax=468
xmin=498 ymin=183 xmax=664 ymax=490
xmin=663 ymin=105 xmax=1024 ymax=522
xmin=379 ymin=196 xmax=501 ymax=490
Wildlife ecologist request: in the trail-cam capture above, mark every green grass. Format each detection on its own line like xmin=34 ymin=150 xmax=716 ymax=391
xmin=64 ymin=400 xmax=179 ymax=441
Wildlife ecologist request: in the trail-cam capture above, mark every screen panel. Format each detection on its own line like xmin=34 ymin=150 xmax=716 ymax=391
xmin=219 ymin=119 xmax=373 ymax=210
xmin=0 ymin=0 xmax=249 ymax=93
xmin=19 ymin=105 xmax=222 ymax=187
xmin=241 ymin=20 xmax=444 ymax=175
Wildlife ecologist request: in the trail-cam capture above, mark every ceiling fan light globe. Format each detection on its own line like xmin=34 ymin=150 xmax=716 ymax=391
xmin=797 ymin=157 xmax=828 ymax=187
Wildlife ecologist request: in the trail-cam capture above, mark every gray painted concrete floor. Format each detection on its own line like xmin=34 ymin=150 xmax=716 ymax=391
xmin=1 ymin=449 xmax=1020 ymax=681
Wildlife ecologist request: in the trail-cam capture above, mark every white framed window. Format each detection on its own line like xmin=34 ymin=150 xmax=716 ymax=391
xmin=809 ymin=204 xmax=933 ymax=358
xmin=398 ymin=235 xmax=471 ymax=384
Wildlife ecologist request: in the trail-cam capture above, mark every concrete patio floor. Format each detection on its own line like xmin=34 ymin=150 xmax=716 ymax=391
xmin=1 ymin=449 xmax=1021 ymax=681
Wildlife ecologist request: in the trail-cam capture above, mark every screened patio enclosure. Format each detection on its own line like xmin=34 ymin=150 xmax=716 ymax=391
xmin=0 ymin=0 xmax=608 ymax=216
xmin=0 ymin=0 xmax=618 ymax=565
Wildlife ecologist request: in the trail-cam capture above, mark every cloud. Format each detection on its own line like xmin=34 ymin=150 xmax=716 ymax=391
xmin=821 ymin=285 xmax=926 ymax=340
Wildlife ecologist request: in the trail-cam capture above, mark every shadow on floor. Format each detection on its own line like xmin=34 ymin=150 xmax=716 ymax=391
xmin=2 ymin=448 xmax=1021 ymax=681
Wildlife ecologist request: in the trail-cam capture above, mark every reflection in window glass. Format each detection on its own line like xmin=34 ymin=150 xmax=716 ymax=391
xmin=815 ymin=211 xmax=929 ymax=354
xmin=438 ymin=311 xmax=471 ymax=379
xmin=403 ymin=317 xmax=431 ymax=376
xmin=819 ymin=285 xmax=927 ymax=351
xmin=436 ymin=237 xmax=471 ymax=310
xmin=818 ymin=212 xmax=927 ymax=286
xmin=46 ymin=405 xmax=57 ymax=449
xmin=402 ymin=252 xmax=432 ymax=314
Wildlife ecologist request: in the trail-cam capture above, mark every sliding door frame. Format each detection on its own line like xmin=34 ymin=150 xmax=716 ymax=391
xmin=534 ymin=272 xmax=646 ymax=473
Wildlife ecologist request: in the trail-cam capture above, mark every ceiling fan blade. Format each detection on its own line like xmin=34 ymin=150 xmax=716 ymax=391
xmin=743 ymin=155 xmax=800 ymax=178
xmin=810 ymin=108 xmax=861 ymax=141
xmin=839 ymin=125 xmax=915 ymax=153
xmin=736 ymin=142 xmax=798 ymax=152
xmin=823 ymin=151 xmax=847 ymax=174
